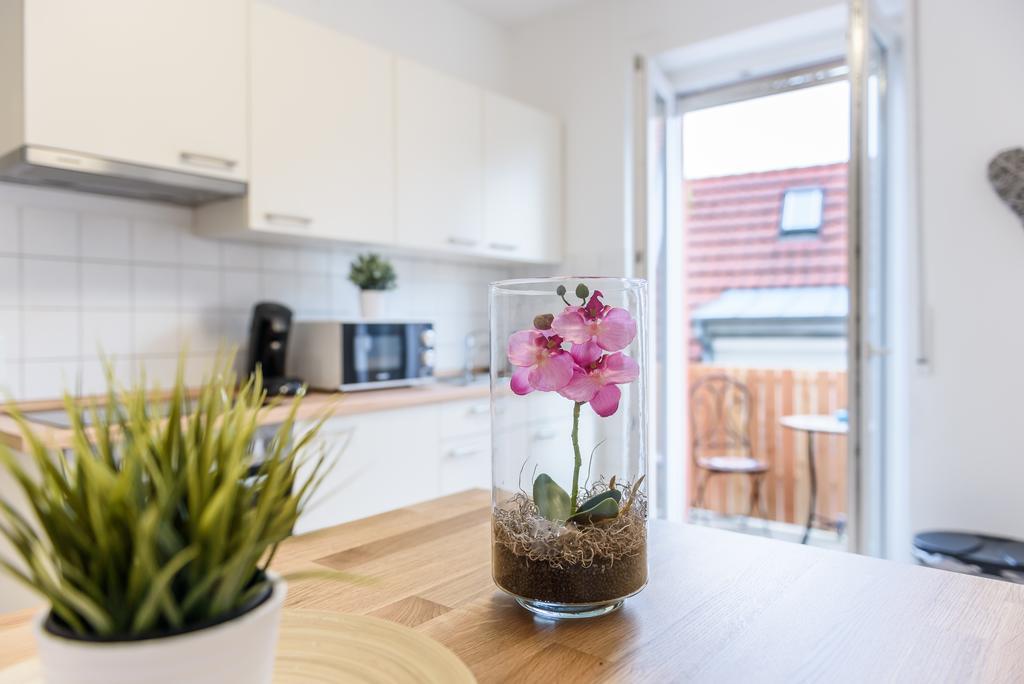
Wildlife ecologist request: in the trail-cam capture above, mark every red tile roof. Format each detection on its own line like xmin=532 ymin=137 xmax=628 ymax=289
xmin=685 ymin=162 xmax=848 ymax=360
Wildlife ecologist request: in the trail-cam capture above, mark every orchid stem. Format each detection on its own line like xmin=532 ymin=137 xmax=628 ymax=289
xmin=569 ymin=401 xmax=582 ymax=514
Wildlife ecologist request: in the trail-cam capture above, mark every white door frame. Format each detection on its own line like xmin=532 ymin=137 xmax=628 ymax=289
xmin=633 ymin=55 xmax=686 ymax=522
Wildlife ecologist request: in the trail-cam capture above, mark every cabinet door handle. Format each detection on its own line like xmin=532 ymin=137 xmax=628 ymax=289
xmin=532 ymin=429 xmax=558 ymax=441
xmin=447 ymin=447 xmax=482 ymax=459
xmin=489 ymin=242 xmax=518 ymax=252
xmin=265 ymin=213 xmax=313 ymax=227
xmin=180 ymin=151 xmax=238 ymax=170
xmin=447 ymin=236 xmax=478 ymax=247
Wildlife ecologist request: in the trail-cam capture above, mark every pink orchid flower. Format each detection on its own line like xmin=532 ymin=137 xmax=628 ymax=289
xmin=551 ymin=291 xmax=637 ymax=352
xmin=558 ymin=341 xmax=640 ymax=416
xmin=507 ymin=330 xmax=574 ymax=395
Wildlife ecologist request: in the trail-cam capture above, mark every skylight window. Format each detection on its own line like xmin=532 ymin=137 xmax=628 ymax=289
xmin=780 ymin=187 xmax=825 ymax=234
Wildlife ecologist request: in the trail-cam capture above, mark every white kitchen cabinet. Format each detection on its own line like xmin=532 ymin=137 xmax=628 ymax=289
xmin=395 ymin=59 xmax=484 ymax=254
xmin=438 ymin=398 xmax=493 ymax=496
xmin=439 ymin=397 xmax=491 ymax=440
xmin=195 ymin=3 xmax=395 ymax=244
xmin=2 ymin=0 xmax=247 ymax=181
xmin=483 ymin=93 xmax=563 ymax=262
xmin=293 ymin=406 xmax=441 ymax=535
xmin=439 ymin=434 xmax=491 ymax=496
xmin=294 ymin=397 xmax=499 ymax=535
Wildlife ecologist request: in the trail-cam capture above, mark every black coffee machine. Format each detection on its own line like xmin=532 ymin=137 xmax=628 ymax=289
xmin=246 ymin=302 xmax=303 ymax=396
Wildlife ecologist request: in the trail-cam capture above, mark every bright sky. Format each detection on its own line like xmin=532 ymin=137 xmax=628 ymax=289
xmin=682 ymin=80 xmax=850 ymax=180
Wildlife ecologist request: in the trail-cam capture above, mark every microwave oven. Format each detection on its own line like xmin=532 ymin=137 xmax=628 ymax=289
xmin=287 ymin=320 xmax=436 ymax=391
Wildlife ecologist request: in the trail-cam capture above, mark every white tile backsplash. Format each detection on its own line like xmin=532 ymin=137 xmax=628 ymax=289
xmin=0 ymin=256 xmax=18 ymax=306
xmin=1 ymin=361 xmax=22 ymax=398
xmin=23 ymin=310 xmax=80 ymax=360
xmin=180 ymin=267 xmax=221 ymax=310
xmin=133 ymin=311 xmax=179 ymax=356
xmin=132 ymin=219 xmax=180 ymax=264
xmin=82 ymin=262 xmax=133 ymax=309
xmin=22 ymin=360 xmax=76 ymax=400
xmin=260 ymin=271 xmax=301 ymax=311
xmin=297 ymin=247 xmax=330 ymax=274
xmin=22 ymin=208 xmax=79 ymax=257
xmin=180 ymin=231 xmax=221 ymax=267
xmin=221 ymin=242 xmax=261 ymax=269
xmin=133 ymin=265 xmax=179 ymax=309
xmin=80 ymin=215 xmax=132 ymax=260
xmin=222 ymin=269 xmax=260 ymax=310
xmin=0 ymin=204 xmax=19 ymax=254
xmin=22 ymin=258 xmax=78 ymax=308
xmin=0 ymin=181 xmax=532 ymax=400
xmin=261 ymin=244 xmax=297 ymax=272
xmin=81 ymin=311 xmax=134 ymax=358
xmin=0 ymin=309 xmax=21 ymax=360
xmin=179 ymin=311 xmax=223 ymax=355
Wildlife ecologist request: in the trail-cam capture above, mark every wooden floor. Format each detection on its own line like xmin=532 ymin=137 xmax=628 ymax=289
xmin=3 ymin=490 xmax=1024 ymax=682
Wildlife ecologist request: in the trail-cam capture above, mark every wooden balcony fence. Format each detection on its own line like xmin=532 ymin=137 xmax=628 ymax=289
xmin=687 ymin=364 xmax=848 ymax=528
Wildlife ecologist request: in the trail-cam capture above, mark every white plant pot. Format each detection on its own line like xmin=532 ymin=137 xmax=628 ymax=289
xmin=360 ymin=289 xmax=385 ymax=319
xmin=33 ymin=575 xmax=287 ymax=684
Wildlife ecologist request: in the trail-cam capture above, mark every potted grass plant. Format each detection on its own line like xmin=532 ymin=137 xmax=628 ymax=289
xmin=348 ymin=252 xmax=397 ymax=319
xmin=0 ymin=359 xmax=330 ymax=684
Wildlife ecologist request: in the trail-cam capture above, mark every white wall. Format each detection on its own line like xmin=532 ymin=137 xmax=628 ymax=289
xmin=906 ymin=0 xmax=1024 ymax=542
xmin=505 ymin=0 xmax=840 ymax=276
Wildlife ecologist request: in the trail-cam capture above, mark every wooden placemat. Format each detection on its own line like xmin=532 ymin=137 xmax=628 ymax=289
xmin=274 ymin=609 xmax=475 ymax=683
xmin=0 ymin=609 xmax=475 ymax=684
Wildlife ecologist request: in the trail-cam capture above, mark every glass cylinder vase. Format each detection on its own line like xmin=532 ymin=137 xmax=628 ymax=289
xmin=489 ymin=277 xmax=648 ymax=619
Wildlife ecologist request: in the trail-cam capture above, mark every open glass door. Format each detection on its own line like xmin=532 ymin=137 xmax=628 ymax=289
xmin=849 ymin=0 xmax=896 ymax=555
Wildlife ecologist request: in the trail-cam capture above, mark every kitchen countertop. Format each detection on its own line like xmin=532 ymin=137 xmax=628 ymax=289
xmin=0 ymin=381 xmax=490 ymax=453
xmin=1 ymin=490 xmax=1023 ymax=681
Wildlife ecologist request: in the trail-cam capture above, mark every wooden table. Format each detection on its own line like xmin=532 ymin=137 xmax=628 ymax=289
xmin=780 ymin=414 xmax=849 ymax=544
xmin=3 ymin=490 xmax=1024 ymax=682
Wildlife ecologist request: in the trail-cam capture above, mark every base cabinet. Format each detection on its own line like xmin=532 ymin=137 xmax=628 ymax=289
xmin=293 ymin=395 xmax=589 ymax=535
xmin=293 ymin=405 xmax=440 ymax=535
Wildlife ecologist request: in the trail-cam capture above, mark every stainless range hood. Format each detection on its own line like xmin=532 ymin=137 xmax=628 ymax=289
xmin=0 ymin=145 xmax=247 ymax=206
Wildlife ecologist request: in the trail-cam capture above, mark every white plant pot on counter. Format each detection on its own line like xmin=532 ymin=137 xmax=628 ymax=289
xmin=359 ymin=290 xmax=385 ymax=319
xmin=33 ymin=575 xmax=287 ymax=684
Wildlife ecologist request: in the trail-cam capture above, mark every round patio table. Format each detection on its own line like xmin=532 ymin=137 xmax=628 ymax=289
xmin=779 ymin=414 xmax=848 ymax=544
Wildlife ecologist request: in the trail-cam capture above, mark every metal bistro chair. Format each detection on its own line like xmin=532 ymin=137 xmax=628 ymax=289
xmin=690 ymin=374 xmax=769 ymax=526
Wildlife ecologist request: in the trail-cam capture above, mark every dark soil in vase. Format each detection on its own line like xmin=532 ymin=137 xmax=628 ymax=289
xmin=492 ymin=538 xmax=647 ymax=604
xmin=492 ymin=485 xmax=648 ymax=605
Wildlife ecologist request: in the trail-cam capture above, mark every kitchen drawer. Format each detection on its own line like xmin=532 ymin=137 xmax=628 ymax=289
xmin=439 ymin=435 xmax=491 ymax=496
xmin=439 ymin=398 xmax=491 ymax=439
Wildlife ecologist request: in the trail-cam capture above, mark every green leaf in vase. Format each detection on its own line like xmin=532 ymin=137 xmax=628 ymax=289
xmin=567 ymin=488 xmax=622 ymax=525
xmin=533 ymin=474 xmax=571 ymax=523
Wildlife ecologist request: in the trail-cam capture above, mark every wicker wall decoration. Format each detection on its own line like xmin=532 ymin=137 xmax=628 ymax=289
xmin=988 ymin=148 xmax=1024 ymax=225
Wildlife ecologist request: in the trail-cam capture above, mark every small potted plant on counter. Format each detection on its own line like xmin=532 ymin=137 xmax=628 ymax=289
xmin=0 ymin=360 xmax=329 ymax=684
xmin=489 ymin=278 xmax=649 ymax=619
xmin=349 ymin=252 xmax=397 ymax=319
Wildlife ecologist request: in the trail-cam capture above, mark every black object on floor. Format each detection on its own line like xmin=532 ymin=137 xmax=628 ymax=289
xmin=913 ymin=531 xmax=1024 ymax=581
